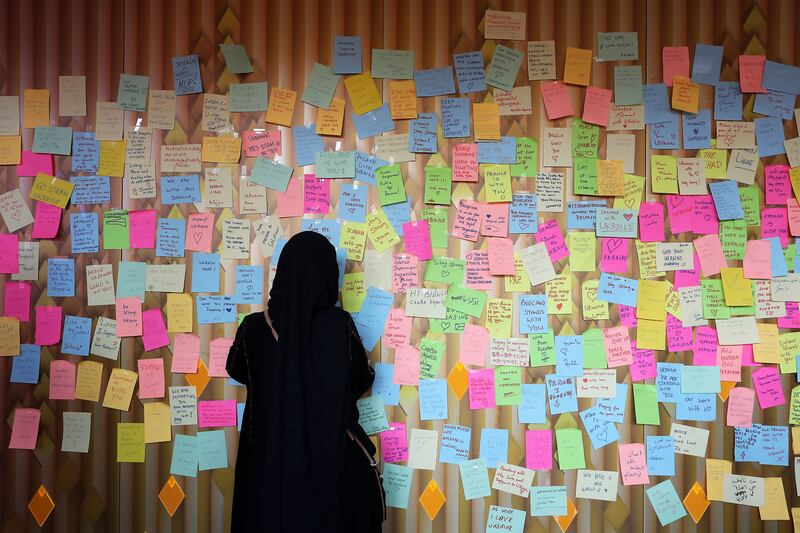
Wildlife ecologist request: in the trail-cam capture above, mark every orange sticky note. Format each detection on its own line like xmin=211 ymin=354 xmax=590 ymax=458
xmin=446 ymin=362 xmax=469 ymax=399
xmin=473 ymin=102 xmax=501 ymax=141
xmin=0 ymin=135 xmax=22 ymax=165
xmin=554 ymin=497 xmax=577 ymax=532
xmin=344 ymin=71 xmax=382 ymax=115
xmin=265 ymin=87 xmax=297 ymax=126
xmin=186 ymin=359 xmax=211 ymax=397
xmin=316 ymin=98 xmax=346 ymax=136
xmin=201 ymin=136 xmax=242 ymax=163
xmin=683 ymin=481 xmax=709 ymax=524
xmin=97 ymin=140 xmax=127 ymax=177
xmin=159 ymin=476 xmax=185 ymax=517
xmin=597 ymin=159 xmax=625 ymax=196
xmin=418 ymin=479 xmax=446 ymax=520
xmin=389 ymin=80 xmax=418 ymax=119
xmin=28 ymin=485 xmax=55 ymax=527
xmin=23 ymin=89 xmax=50 ymax=128
xmin=563 ymin=47 xmax=593 ymax=86
xmin=671 ymin=75 xmax=699 ymax=113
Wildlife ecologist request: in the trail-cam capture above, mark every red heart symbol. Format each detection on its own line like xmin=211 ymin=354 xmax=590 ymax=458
xmin=556 ymin=303 xmax=563 ymax=310
xmin=623 ymin=213 xmax=633 ymax=221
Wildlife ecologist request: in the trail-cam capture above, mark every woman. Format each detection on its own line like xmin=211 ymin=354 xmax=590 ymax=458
xmin=226 ymin=231 xmax=384 ymax=532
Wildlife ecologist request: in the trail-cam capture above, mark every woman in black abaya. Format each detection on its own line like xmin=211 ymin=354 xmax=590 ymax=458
xmin=226 ymin=231 xmax=384 ymax=532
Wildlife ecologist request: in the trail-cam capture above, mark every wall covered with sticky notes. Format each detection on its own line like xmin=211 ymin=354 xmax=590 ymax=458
xmin=2 ymin=0 xmax=800 ymax=531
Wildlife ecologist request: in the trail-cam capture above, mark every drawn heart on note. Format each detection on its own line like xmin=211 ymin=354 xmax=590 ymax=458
xmin=246 ymin=285 xmax=253 ymax=292
xmin=225 ymin=307 xmax=232 ymax=313
xmin=192 ymin=232 xmax=203 ymax=244
xmin=586 ymin=288 xmax=598 ymax=302
xmin=560 ymin=347 xmax=569 ymax=357
xmin=606 ymin=239 xmax=623 ymax=253
xmin=556 ymin=303 xmax=564 ymax=310
xmin=704 ymin=214 xmax=712 ymax=221
xmin=518 ymin=221 xmax=530 ymax=230
xmin=441 ymin=269 xmax=450 ymax=278
xmin=440 ymin=321 xmax=451 ymax=330
xmin=583 ymin=378 xmax=589 ymax=383
xmin=623 ymin=213 xmax=633 ymax=221
xmin=625 ymin=197 xmax=636 ymax=208
xmin=9 ymin=210 xmax=20 ymax=221
xmin=669 ymin=197 xmax=683 ymax=208
xmin=349 ymin=207 xmax=356 ymax=214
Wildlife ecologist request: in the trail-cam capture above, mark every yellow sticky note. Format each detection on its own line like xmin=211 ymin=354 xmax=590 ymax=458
xmin=792 ymin=427 xmax=800 ymax=455
xmin=613 ymin=173 xmax=645 ymax=211
xmin=201 ymin=136 xmax=242 ymax=163
xmin=0 ymin=135 xmax=21 ymax=165
xmin=753 ymin=322 xmax=779 ymax=363
xmin=705 ymin=458 xmax=732 ymax=501
xmin=102 ymin=368 xmax=138 ymax=411
xmin=651 ymin=155 xmax=678 ymax=194
xmin=759 ymin=477 xmax=790 ymax=521
xmin=720 ymin=267 xmax=753 ymax=307
xmin=340 ymin=221 xmax=368 ymax=261
xmin=546 ymin=272 xmax=573 ymax=315
xmin=30 ymin=172 xmax=74 ymax=209
xmin=482 ymin=164 xmax=512 ymax=202
xmin=596 ymin=159 xmax=625 ymax=196
xmin=637 ymin=280 xmax=667 ymax=321
xmin=698 ymin=148 xmax=727 ymax=179
xmin=0 ymin=317 xmax=20 ymax=356
xmin=117 ymin=422 xmax=145 ymax=463
xmin=389 ymin=80 xmax=417 ymax=119
xmin=144 ymin=402 xmax=172 ymax=443
xmin=316 ymin=98 xmax=345 ymax=136
xmin=343 ymin=71 xmax=382 ymax=116
xmin=504 ymin=255 xmax=531 ymax=293
xmin=635 ymin=240 xmax=665 ymax=279
xmin=23 ymin=89 xmax=50 ymax=128
xmin=265 ymin=87 xmax=297 ymax=126
xmin=98 ymin=140 xmax=127 ymax=177
xmin=582 ymin=279 xmax=609 ymax=320
xmin=473 ymin=102 xmax=501 ymax=141
xmin=636 ymin=318 xmax=666 ymax=350
xmin=568 ymin=232 xmax=596 ymax=272
xmin=485 ymin=298 xmax=512 ymax=338
xmin=167 ymin=293 xmax=194 ymax=332
xmin=563 ymin=47 xmax=593 ymax=86
xmin=671 ymin=75 xmax=699 ymax=113
xmin=365 ymin=209 xmax=400 ymax=253
xmin=75 ymin=360 xmax=104 ymax=402
xmin=342 ymin=272 xmax=367 ymax=312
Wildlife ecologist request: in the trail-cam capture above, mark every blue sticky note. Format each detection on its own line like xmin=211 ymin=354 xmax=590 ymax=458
xmin=676 ymin=392 xmax=716 ymax=422
xmin=595 ymin=208 xmax=638 ymax=238
xmin=47 ymin=258 xmax=75 ymax=297
xmin=70 ymin=212 xmax=99 ymax=254
xmin=766 ymin=237 xmax=788 ymax=278
xmin=545 ymin=374 xmax=578 ymax=415
xmin=478 ymin=428 xmax=508 ymax=468
xmin=11 ymin=344 xmax=41 ymax=384
xmin=418 ymin=379 xmax=448 ymax=420
xmin=352 ymin=103 xmax=395 ymax=140
xmin=439 ymin=424 xmax=471 ymax=464
xmin=486 ymin=506 xmax=525 ymax=530
xmin=714 ymin=82 xmax=743 ymax=120
xmin=198 ymin=430 xmax=228 ymax=470
xmin=581 ymin=406 xmax=621 ymax=449
xmin=762 ymin=60 xmax=800 ymax=95
xmin=459 ymin=458 xmax=491 ymax=500
xmin=156 ymin=218 xmax=186 ymax=257
xmin=354 ymin=152 xmax=388 ymax=186
xmin=352 ymin=287 xmax=393 ymax=351
xmin=116 ymin=261 xmax=146 ymax=301
xmin=643 ymin=84 xmax=672 ymax=124
xmin=372 ymin=362 xmax=400 ymax=406
xmin=33 ymin=127 xmax=73 ymax=155
xmin=196 ymin=296 xmax=236 ymax=324
xmin=71 ymin=132 xmax=100 ymax=172
xmin=646 ymin=481 xmax=687 ymax=526
xmin=518 ymin=384 xmax=546 ymax=424
xmin=477 ymin=136 xmax=516 ymax=163
xmin=691 ymin=43 xmax=723 ymax=85
xmin=293 ymin=124 xmax=324 ymax=167
xmin=172 ymin=54 xmax=202 ymax=95
xmin=338 ymin=182 xmax=368 ymax=223
xmin=758 ymin=425 xmax=788 ymax=466
xmin=408 ymin=113 xmax=437 ymax=153
xmin=234 ymin=265 xmax=263 ymax=304
xmin=709 ymin=180 xmax=744 ymax=220
xmin=383 ymin=199 xmax=411 ymax=237
xmin=596 ymin=383 xmax=628 ymax=423
xmin=680 ymin=365 xmax=721 ymax=393
xmin=681 ymin=109 xmax=711 ymax=150
xmin=333 ymin=36 xmax=362 ymax=74
xmin=453 ymin=51 xmax=486 ymax=94
xmin=646 ymin=436 xmax=675 ymax=476
xmin=555 ymin=335 xmax=583 ymax=377
xmin=597 ymin=273 xmax=639 ymax=307
xmin=755 ymin=116 xmax=786 ymax=157
xmin=250 ymin=158 xmax=292 ymax=192
xmin=441 ymin=98 xmax=470 ymax=138
xmin=383 ymin=463 xmax=413 ymax=509
xmin=300 ymin=218 xmax=342 ymax=246
xmin=237 ymin=403 xmax=245 ymax=431
xmin=656 ymin=362 xmax=682 ymax=402
xmin=413 ymin=66 xmax=455 ymax=97
xmin=753 ymin=89 xmax=796 ymax=120
xmin=567 ymin=200 xmax=608 ymax=229
xmin=61 ymin=315 xmax=91 ymax=356
xmin=734 ymin=425 xmax=762 ymax=462
xmin=530 ymin=486 xmax=567 ymax=516
xmin=170 ymin=434 xmax=199 ymax=477
xmin=519 ymin=295 xmax=548 ymax=334
xmin=650 ymin=110 xmax=681 ymax=150
xmin=161 ymin=175 xmax=200 ymax=204
xmin=509 ymin=193 xmax=538 ymax=234
xmin=71 ymin=175 xmax=111 ymax=205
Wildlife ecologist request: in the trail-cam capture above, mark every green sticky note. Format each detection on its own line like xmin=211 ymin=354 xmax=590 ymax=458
xmin=424 ymin=256 xmax=465 ymax=285
xmin=571 ymin=119 xmax=599 ymax=159
xmin=419 ymin=337 xmax=445 ymax=379
xmin=530 ymin=329 xmax=556 ymax=367
xmin=554 ymin=428 xmax=585 ymax=470
xmin=646 ymin=480 xmax=687 ymax=526
xmin=485 ymin=44 xmax=524 ymax=92
xmin=573 ymin=157 xmax=599 ymax=195
xmin=250 ymin=157 xmax=293 ymax=192
xmin=785 ymin=244 xmax=796 ymax=272
xmin=103 ymin=210 xmax=130 ymax=250
xmin=511 ymin=137 xmax=537 ymax=177
xmin=459 ymin=458 xmax=491 ymax=500
xmin=117 ymin=74 xmax=149 ymax=112
xmin=371 ymin=49 xmax=414 ymax=79
xmin=301 ymin=63 xmax=341 ymax=109
xmin=382 ymin=463 xmax=413 ymax=508
xmin=495 ymin=366 xmax=522 ymax=406
xmin=424 ymin=166 xmax=452 ymax=205
xmin=632 ymin=383 xmax=660 ymax=425
xmin=315 ymin=150 xmax=356 ymax=178
xmin=429 ymin=307 xmax=469 ymax=333
xmin=229 ymin=82 xmax=268 ymax=112
xmin=375 ymin=164 xmax=407 ymax=206
xmin=483 ymin=164 xmax=512 ymax=202
xmin=739 ymin=185 xmax=760 ymax=226
xmin=421 ymin=208 xmax=449 ymax=249
xmin=117 ymin=422 xmax=145 ymax=463
xmin=582 ymin=328 xmax=608 ymax=369
xmin=33 ymin=127 xmax=73 ymax=155
xmin=356 ymin=396 xmax=390 ymax=434
xmin=445 ymin=284 xmax=487 ymax=318
xmin=613 ymin=65 xmax=643 ymax=105
xmin=220 ymin=43 xmax=253 ymax=74
xmin=719 ymin=219 xmax=747 ymax=260
xmin=700 ymin=279 xmax=731 ymax=320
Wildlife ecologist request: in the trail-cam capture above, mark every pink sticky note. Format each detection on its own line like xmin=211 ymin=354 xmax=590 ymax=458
xmin=778 ymin=302 xmax=800 ymax=329
xmin=137 ymin=358 xmax=166 ymax=399
xmin=739 ymin=55 xmax=766 ymax=93
xmin=402 ymin=220 xmax=432 ymax=260
xmin=618 ymin=304 xmax=638 ymax=328
xmin=638 ymin=203 xmax=664 ymax=242
xmin=618 ymin=443 xmax=650 ymax=486
xmin=115 ymin=297 xmax=142 ymax=337
xmin=666 ymin=314 xmax=693 ymax=352
xmin=49 ymin=360 xmax=76 ymax=400
xmin=525 ymin=429 xmax=553 ymax=470
xmin=674 ymin=253 xmax=701 ymax=288
xmin=384 ymin=309 xmax=412 ymax=348
xmin=208 ymin=337 xmax=233 ymax=377
xmin=17 ymin=150 xmax=53 ymax=177
xmin=740 ymin=344 xmax=761 ymax=368
xmin=9 ymin=408 xmax=41 ymax=449
xmin=465 ymin=250 xmax=492 ymax=290
xmin=488 ymin=237 xmax=515 ymax=275
xmin=480 ymin=203 xmax=509 ymax=237
xmin=243 ymin=129 xmax=282 ymax=158
xmin=540 ymin=81 xmax=574 ymax=120
xmin=129 ymin=209 xmax=157 ymax=249
xmin=600 ymin=237 xmax=629 ymax=273
xmin=0 ymin=234 xmax=19 ymax=274
xmin=35 ymin=306 xmax=62 ymax=345
xmin=761 ymin=207 xmax=789 ymax=247
xmin=452 ymin=143 xmax=478 ymax=182
xmin=630 ymin=341 xmax=656 ymax=381
xmin=693 ymin=234 xmax=726 ymax=276
xmin=582 ymin=86 xmax=612 ymax=127
xmin=752 ymin=366 xmax=785 ymax=408
xmin=692 ymin=326 xmax=718 ymax=366
xmin=460 ymin=324 xmax=489 ymax=366
xmin=743 ymin=240 xmax=772 ymax=279
xmin=4 ymin=281 xmax=31 ymax=322
xmin=666 ymin=195 xmax=694 ymax=235
xmin=31 ymin=201 xmax=62 ymax=239
xmin=603 ymin=326 xmax=633 ymax=368
xmin=198 ymin=399 xmax=238 ymax=428
xmin=451 ymin=200 xmax=481 ymax=241
xmin=468 ymin=368 xmax=495 ymax=410
xmin=392 ymin=254 xmax=419 ymax=293
xmin=379 ymin=422 xmax=408 ymax=463
xmin=717 ymin=345 xmax=743 ymax=382
xmin=535 ymin=220 xmax=569 ymax=262
xmin=276 ymin=178 xmax=304 ymax=217
xmin=691 ymin=195 xmax=719 ymax=234
xmin=141 ymin=308 xmax=170 ymax=351
xmin=171 ymin=333 xmax=200 ymax=373
xmin=393 ymin=344 xmax=421 ymax=385
xmin=662 ymin=46 xmax=690 ymax=86
xmin=185 ymin=212 xmax=214 ymax=252
xmin=303 ymin=173 xmax=330 ymax=215
xmin=766 ymin=165 xmax=791 ymax=205
xmin=727 ymin=387 xmax=755 ymax=427
xmin=787 ymin=199 xmax=800 ymax=236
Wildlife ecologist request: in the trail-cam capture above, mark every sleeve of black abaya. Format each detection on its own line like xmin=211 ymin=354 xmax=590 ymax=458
xmin=346 ymin=312 xmax=375 ymax=398
xmin=225 ymin=316 xmax=250 ymax=386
